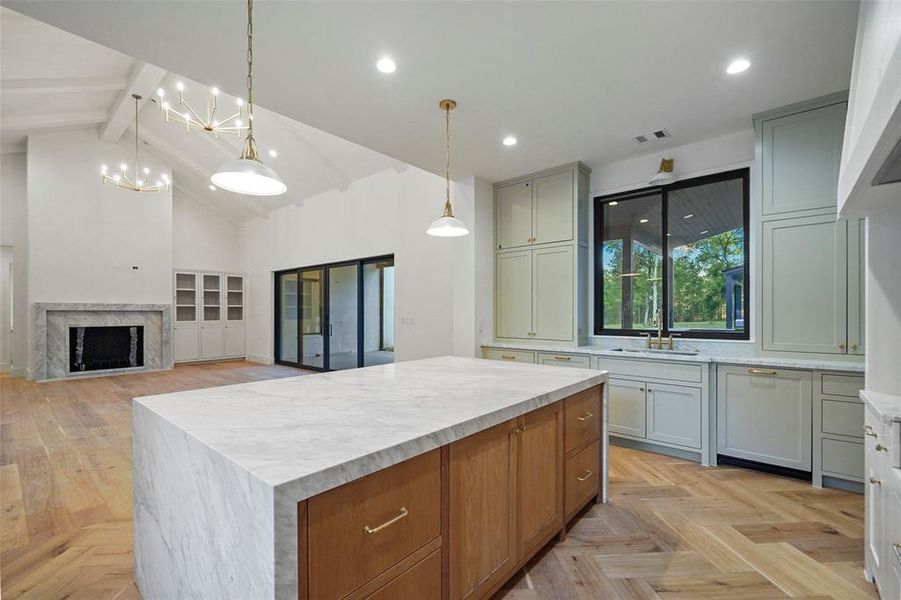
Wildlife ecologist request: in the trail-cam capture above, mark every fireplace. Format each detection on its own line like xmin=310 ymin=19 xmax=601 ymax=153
xmin=69 ymin=325 xmax=144 ymax=373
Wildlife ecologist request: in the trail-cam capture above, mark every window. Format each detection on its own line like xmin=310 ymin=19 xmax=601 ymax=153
xmin=594 ymin=168 xmax=749 ymax=339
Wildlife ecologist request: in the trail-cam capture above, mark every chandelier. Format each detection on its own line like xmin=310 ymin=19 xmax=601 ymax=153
xmin=210 ymin=0 xmax=286 ymax=196
xmin=100 ymin=94 xmax=169 ymax=192
xmin=156 ymin=81 xmax=248 ymax=137
xmin=426 ymin=99 xmax=469 ymax=237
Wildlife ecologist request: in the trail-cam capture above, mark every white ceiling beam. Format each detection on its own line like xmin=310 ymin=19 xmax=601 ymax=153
xmin=99 ymin=61 xmax=166 ymax=143
xmin=1 ymin=110 xmax=108 ymax=133
xmin=1 ymin=76 xmax=127 ymax=96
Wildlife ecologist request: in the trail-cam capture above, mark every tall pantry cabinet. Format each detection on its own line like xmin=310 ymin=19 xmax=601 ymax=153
xmin=494 ymin=162 xmax=591 ymax=345
xmin=754 ymin=94 xmax=865 ymax=356
xmin=173 ymin=270 xmax=246 ymax=362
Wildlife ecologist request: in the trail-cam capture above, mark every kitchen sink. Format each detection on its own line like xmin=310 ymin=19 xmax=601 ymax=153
xmin=610 ymin=347 xmax=700 ymax=356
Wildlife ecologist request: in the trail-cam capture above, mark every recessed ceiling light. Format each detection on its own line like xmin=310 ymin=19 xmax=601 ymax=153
xmin=209 ymin=184 xmax=216 ymax=191
xmin=608 ymin=201 xmax=618 ymax=206
xmin=639 ymin=218 xmax=649 ymax=223
xmin=502 ymin=136 xmax=517 ymax=146
xmin=376 ymin=57 xmax=396 ymax=74
xmin=268 ymin=149 xmax=278 ymax=158
xmin=726 ymin=58 xmax=751 ymax=75
xmin=683 ymin=214 xmax=694 ymax=219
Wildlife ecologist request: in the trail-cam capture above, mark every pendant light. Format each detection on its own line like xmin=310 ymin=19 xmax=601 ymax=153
xmin=210 ymin=0 xmax=286 ymax=196
xmin=99 ymin=94 xmax=169 ymax=193
xmin=426 ymin=99 xmax=469 ymax=237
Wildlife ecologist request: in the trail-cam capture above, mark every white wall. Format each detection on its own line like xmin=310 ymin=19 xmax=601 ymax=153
xmin=173 ymin=190 xmax=242 ymax=273
xmin=27 ymin=130 xmax=173 ymax=306
xmin=866 ymin=206 xmax=901 ymax=395
xmin=0 ymin=152 xmax=28 ymax=375
xmin=242 ymin=166 xmax=467 ymax=364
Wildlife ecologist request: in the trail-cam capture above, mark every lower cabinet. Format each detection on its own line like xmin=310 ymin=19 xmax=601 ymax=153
xmin=813 ymin=372 xmax=865 ymax=487
xmin=298 ymin=384 xmax=604 ymax=600
xmin=608 ymin=378 xmax=646 ymax=438
xmin=200 ymin=326 xmax=224 ymax=360
xmin=717 ymin=366 xmax=812 ymax=471
xmin=864 ymin=400 xmax=901 ymax=600
xmin=481 ymin=348 xmax=535 ymax=364
xmin=647 ymin=383 xmax=702 ymax=449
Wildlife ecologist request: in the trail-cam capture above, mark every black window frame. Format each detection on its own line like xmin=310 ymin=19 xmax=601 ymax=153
xmin=593 ymin=167 xmax=750 ymax=340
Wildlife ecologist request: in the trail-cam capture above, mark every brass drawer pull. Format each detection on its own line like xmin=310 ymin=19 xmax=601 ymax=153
xmin=864 ymin=425 xmax=877 ymax=438
xmin=501 ymin=355 xmax=517 ymax=360
xmin=577 ymin=411 xmax=594 ymax=422
xmin=876 ymin=443 xmax=888 ymax=452
xmin=748 ymin=368 xmax=777 ymax=375
xmin=553 ymin=356 xmax=571 ymax=361
xmin=576 ymin=469 xmax=593 ymax=482
xmin=870 ymin=477 xmax=882 ymax=485
xmin=512 ymin=424 xmax=528 ymax=435
xmin=363 ymin=507 xmax=408 ymax=534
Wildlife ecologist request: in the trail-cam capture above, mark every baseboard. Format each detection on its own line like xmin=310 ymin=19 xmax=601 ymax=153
xmin=246 ymin=353 xmax=274 ymax=365
xmin=9 ymin=366 xmax=26 ymax=378
xmin=822 ymin=475 xmax=864 ymax=495
xmin=716 ymin=454 xmax=812 ymax=481
xmin=610 ymin=436 xmax=702 ymax=463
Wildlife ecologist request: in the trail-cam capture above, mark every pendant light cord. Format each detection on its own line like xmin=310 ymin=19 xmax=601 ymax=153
xmin=241 ymin=0 xmax=259 ymax=161
xmin=134 ymin=95 xmax=139 ymax=180
xmin=443 ymin=103 xmax=454 ymax=217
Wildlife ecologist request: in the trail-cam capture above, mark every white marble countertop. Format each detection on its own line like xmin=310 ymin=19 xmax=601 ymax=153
xmin=861 ymin=389 xmax=901 ymax=422
xmin=483 ymin=341 xmax=865 ymax=373
xmin=134 ymin=355 xmax=608 ymax=496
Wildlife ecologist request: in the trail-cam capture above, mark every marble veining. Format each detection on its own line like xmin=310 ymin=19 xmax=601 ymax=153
xmin=861 ymin=389 xmax=901 ymax=423
xmin=133 ymin=356 xmax=608 ymax=599
xmin=32 ymin=303 xmax=172 ymax=380
xmin=484 ymin=342 xmax=865 ymax=373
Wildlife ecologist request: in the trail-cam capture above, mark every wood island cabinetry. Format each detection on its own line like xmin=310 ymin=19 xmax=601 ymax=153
xmin=296 ymin=384 xmax=604 ymax=600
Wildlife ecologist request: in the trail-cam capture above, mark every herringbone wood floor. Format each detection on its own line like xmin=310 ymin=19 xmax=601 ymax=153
xmin=0 ymin=362 xmax=879 ymax=599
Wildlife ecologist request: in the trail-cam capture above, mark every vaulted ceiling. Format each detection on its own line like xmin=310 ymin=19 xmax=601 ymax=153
xmin=4 ymin=1 xmax=860 ymax=184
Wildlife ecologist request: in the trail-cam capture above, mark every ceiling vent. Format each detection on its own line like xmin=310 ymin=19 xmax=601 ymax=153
xmin=634 ymin=128 xmax=671 ymax=144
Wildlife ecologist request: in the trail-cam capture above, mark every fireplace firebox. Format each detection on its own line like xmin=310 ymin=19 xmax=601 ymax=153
xmin=69 ymin=325 xmax=144 ymax=372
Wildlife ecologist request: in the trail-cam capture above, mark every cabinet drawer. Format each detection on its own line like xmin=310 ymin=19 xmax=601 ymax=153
xmin=594 ymin=357 xmax=702 ymax=383
xmin=821 ymin=374 xmax=864 ymax=398
xmin=821 ymin=438 xmax=864 ymax=479
xmin=538 ymin=352 xmax=590 ymax=369
xmin=822 ymin=400 xmax=864 ymax=438
xmin=365 ymin=549 xmax=441 ymax=600
xmin=564 ymin=440 xmax=600 ymax=518
xmin=482 ymin=348 xmax=535 ymax=364
xmin=564 ymin=386 xmax=601 ymax=455
xmin=308 ymin=450 xmax=441 ymax=599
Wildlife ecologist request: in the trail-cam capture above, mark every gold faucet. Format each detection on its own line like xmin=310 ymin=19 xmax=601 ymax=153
xmin=644 ymin=310 xmax=678 ymax=350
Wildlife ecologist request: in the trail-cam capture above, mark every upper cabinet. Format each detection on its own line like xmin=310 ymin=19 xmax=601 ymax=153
xmin=761 ymin=101 xmax=847 ymax=217
xmin=494 ymin=162 xmax=590 ymax=346
xmin=495 ymin=169 xmax=576 ymax=250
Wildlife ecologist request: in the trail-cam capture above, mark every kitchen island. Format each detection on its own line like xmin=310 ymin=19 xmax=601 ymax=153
xmin=133 ymin=356 xmax=608 ymax=599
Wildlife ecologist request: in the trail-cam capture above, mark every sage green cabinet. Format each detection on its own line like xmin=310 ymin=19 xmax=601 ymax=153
xmin=717 ymin=366 xmax=812 ymax=471
xmin=495 ymin=250 xmax=532 ymax=339
xmin=532 ymin=245 xmax=573 ymax=341
xmin=495 ymin=171 xmax=574 ymax=250
xmin=847 ymin=218 xmax=866 ymax=355
xmin=608 ymin=378 xmax=646 ymax=438
xmin=496 ymin=182 xmax=533 ymax=250
xmin=761 ymin=102 xmax=846 ymax=217
xmin=646 ymin=383 xmax=702 ymax=449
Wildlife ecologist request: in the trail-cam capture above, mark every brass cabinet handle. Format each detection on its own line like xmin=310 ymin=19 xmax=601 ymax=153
xmin=864 ymin=425 xmax=877 ymax=438
xmin=363 ymin=507 xmax=408 ymax=534
xmin=553 ymin=356 xmax=571 ymax=361
xmin=876 ymin=443 xmax=888 ymax=452
xmin=870 ymin=477 xmax=882 ymax=485
xmin=512 ymin=424 xmax=528 ymax=435
xmin=838 ymin=343 xmax=845 ymax=350
xmin=501 ymin=355 xmax=517 ymax=360
xmin=748 ymin=368 xmax=777 ymax=375
xmin=850 ymin=343 xmax=858 ymax=350
xmin=576 ymin=469 xmax=593 ymax=482
xmin=577 ymin=411 xmax=594 ymax=422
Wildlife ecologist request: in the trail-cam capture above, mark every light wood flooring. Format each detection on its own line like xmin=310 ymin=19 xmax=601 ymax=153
xmin=0 ymin=361 xmax=878 ymax=599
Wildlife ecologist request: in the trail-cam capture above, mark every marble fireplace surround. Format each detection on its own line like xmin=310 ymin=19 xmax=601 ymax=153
xmin=32 ymin=303 xmax=172 ymax=381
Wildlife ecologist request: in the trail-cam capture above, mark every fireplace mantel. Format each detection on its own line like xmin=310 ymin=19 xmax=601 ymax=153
xmin=32 ymin=303 xmax=172 ymax=380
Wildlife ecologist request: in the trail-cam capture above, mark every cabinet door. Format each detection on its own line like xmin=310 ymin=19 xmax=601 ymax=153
xmin=532 ymin=171 xmax=573 ymax=245
xmin=496 ymin=181 xmax=533 ymax=250
xmin=647 ymin=383 xmax=702 ymax=449
xmin=449 ymin=419 xmax=517 ymax=600
xmin=717 ymin=366 xmax=812 ymax=470
xmin=847 ymin=217 xmax=866 ymax=355
xmin=174 ymin=272 xmax=198 ymax=324
xmin=495 ymin=251 xmax=532 ymax=339
xmin=200 ymin=326 xmax=223 ymax=360
xmin=762 ymin=215 xmax=847 ymax=354
xmin=761 ymin=102 xmax=846 ymax=216
xmin=608 ymin=378 xmax=646 ymax=438
xmin=224 ymin=324 xmax=245 ymax=358
xmin=532 ymin=245 xmax=573 ymax=341
xmin=517 ymin=402 xmax=563 ymax=558
xmin=201 ymin=274 xmax=222 ymax=324
xmin=173 ymin=327 xmax=199 ymax=362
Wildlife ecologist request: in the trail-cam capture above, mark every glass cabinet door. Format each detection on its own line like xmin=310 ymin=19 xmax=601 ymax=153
xmin=174 ymin=272 xmax=197 ymax=323
xmin=226 ymin=276 xmax=244 ymax=322
xmin=202 ymin=274 xmax=222 ymax=322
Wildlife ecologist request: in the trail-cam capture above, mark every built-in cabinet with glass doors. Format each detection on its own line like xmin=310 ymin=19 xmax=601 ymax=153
xmin=275 ymin=256 xmax=394 ymax=371
xmin=173 ymin=270 xmax=245 ymax=362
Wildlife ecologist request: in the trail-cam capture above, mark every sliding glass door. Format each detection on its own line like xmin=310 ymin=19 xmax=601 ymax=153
xmin=275 ymin=255 xmax=394 ymax=371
